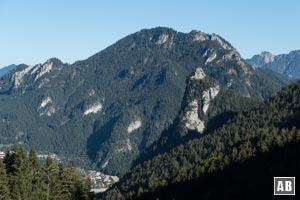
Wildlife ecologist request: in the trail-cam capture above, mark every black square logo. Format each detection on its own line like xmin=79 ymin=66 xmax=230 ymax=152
xmin=274 ymin=177 xmax=295 ymax=195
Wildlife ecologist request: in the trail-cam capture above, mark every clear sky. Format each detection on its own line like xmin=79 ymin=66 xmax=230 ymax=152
xmin=0 ymin=0 xmax=299 ymax=67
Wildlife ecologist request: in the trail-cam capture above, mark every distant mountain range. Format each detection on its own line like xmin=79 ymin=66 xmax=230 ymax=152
xmin=0 ymin=64 xmax=16 ymax=77
xmin=247 ymin=50 xmax=300 ymax=79
xmin=0 ymin=27 xmax=290 ymax=177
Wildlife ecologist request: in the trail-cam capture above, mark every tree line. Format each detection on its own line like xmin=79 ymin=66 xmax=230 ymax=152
xmin=0 ymin=145 xmax=94 ymax=200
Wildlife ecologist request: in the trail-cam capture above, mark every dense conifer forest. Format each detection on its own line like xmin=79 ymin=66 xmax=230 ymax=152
xmin=0 ymin=146 xmax=94 ymax=200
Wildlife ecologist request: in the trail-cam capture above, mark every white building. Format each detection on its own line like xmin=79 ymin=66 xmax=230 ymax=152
xmin=0 ymin=151 xmax=5 ymax=159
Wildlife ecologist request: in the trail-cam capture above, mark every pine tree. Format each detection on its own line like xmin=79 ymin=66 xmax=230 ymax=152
xmin=52 ymin=163 xmax=73 ymax=200
xmin=29 ymin=148 xmax=47 ymax=200
xmin=0 ymin=159 xmax=11 ymax=200
xmin=29 ymin=148 xmax=39 ymax=169
xmin=5 ymin=145 xmax=31 ymax=200
xmin=1 ymin=146 xmax=93 ymax=200
xmin=72 ymin=174 xmax=92 ymax=200
xmin=44 ymin=155 xmax=58 ymax=200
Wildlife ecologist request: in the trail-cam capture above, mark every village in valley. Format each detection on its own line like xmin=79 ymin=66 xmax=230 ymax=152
xmin=77 ymin=168 xmax=119 ymax=193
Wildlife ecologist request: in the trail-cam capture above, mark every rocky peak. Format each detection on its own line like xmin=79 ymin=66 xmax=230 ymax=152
xmin=47 ymin=57 xmax=64 ymax=66
xmin=1 ymin=57 xmax=65 ymax=93
xmin=190 ymin=67 xmax=206 ymax=80
xmin=246 ymin=51 xmax=275 ymax=68
xmin=11 ymin=65 xmax=35 ymax=89
xmin=260 ymin=51 xmax=275 ymax=63
xmin=189 ymin=30 xmax=208 ymax=42
xmin=210 ymin=33 xmax=232 ymax=50
xmin=182 ymin=68 xmax=220 ymax=134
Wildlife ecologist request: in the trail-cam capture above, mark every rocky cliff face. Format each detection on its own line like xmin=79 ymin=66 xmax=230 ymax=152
xmin=182 ymin=68 xmax=219 ymax=134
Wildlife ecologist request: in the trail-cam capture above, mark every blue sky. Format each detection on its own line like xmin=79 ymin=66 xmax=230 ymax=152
xmin=0 ymin=0 xmax=299 ymax=67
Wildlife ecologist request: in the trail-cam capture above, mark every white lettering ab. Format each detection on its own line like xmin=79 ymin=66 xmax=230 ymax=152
xmin=277 ymin=181 xmax=292 ymax=192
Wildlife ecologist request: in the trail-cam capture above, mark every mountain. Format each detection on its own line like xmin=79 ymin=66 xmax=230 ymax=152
xmin=100 ymin=81 xmax=300 ymax=200
xmin=0 ymin=27 xmax=288 ymax=176
xmin=0 ymin=64 xmax=16 ymax=77
xmin=247 ymin=51 xmax=275 ymax=68
xmin=247 ymin=50 xmax=300 ymax=79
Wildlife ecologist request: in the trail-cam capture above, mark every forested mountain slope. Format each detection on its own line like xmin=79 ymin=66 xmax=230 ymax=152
xmin=101 ymin=81 xmax=300 ymax=200
xmin=135 ymin=141 xmax=299 ymax=200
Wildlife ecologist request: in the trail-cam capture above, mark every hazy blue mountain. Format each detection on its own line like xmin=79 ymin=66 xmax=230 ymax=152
xmin=0 ymin=64 xmax=16 ymax=77
xmin=0 ymin=27 xmax=288 ymax=176
xmin=247 ymin=50 xmax=300 ymax=79
xmin=246 ymin=51 xmax=275 ymax=68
